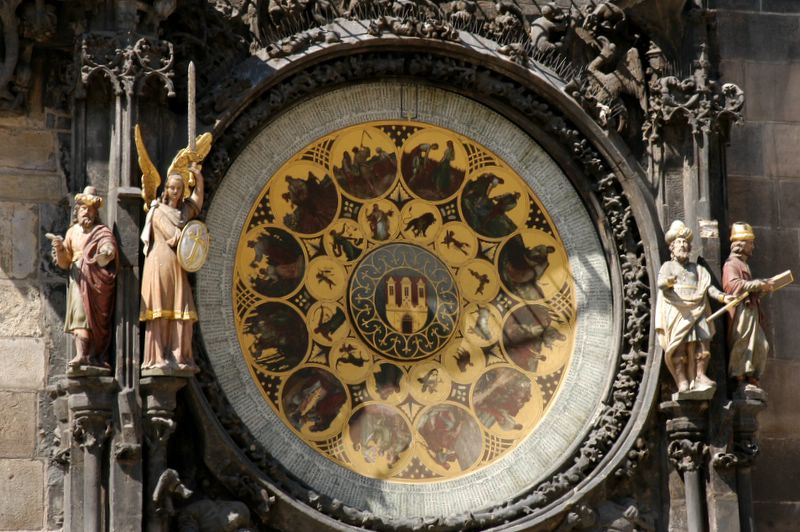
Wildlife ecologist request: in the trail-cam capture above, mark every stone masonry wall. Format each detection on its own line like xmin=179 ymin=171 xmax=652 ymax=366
xmin=0 ymin=107 xmax=68 ymax=530
xmin=712 ymin=1 xmax=800 ymax=530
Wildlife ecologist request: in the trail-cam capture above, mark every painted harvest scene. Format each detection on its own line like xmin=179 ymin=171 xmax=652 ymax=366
xmin=233 ymin=121 xmax=577 ymax=482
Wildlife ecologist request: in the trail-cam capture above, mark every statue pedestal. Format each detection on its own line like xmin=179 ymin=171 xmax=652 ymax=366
xmin=661 ymin=399 xmax=709 ymax=532
xmin=732 ymin=392 xmax=767 ymax=532
xmin=141 ymin=367 xmax=199 ymax=378
xmin=673 ymin=383 xmax=716 ymax=402
xmin=141 ymin=376 xmax=189 ymax=532
xmin=66 ymin=376 xmax=117 ymax=532
xmin=67 ymin=365 xmax=113 ymax=377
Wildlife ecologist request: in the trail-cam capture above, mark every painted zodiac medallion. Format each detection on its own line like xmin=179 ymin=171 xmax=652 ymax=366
xmin=233 ymin=120 xmax=577 ymax=482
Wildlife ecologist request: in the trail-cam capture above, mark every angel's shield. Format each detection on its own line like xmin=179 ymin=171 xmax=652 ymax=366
xmin=177 ymin=220 xmax=210 ymax=272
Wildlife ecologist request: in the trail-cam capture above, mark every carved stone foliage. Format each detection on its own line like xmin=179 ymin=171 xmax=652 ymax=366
xmin=78 ymin=33 xmax=175 ymax=97
xmin=71 ymin=413 xmax=113 ymax=453
xmin=643 ymin=43 xmax=744 ymax=144
xmin=667 ymin=438 xmax=706 ymax=474
xmin=192 ymin=51 xmax=653 ymax=530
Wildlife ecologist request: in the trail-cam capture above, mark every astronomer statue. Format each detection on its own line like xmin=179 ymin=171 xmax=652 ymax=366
xmin=723 ymin=222 xmax=773 ymax=390
xmin=50 ymin=187 xmax=118 ymax=369
xmin=655 ymin=220 xmax=734 ymax=398
xmin=140 ymin=163 xmax=204 ymax=372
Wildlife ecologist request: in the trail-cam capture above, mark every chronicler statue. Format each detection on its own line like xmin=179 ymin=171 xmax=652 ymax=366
xmin=723 ymin=222 xmax=773 ymax=393
xmin=49 ymin=187 xmax=118 ymax=370
xmin=655 ymin=220 xmax=734 ymax=400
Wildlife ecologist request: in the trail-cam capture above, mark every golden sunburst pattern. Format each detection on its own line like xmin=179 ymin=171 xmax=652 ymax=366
xmin=233 ymin=120 xmax=577 ymax=482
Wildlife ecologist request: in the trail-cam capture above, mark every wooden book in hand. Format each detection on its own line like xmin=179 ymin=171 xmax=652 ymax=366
xmin=770 ymin=270 xmax=794 ymax=292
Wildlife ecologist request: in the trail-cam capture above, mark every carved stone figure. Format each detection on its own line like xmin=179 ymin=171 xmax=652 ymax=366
xmin=50 ymin=187 xmax=118 ymax=370
xmin=153 ymin=468 xmax=254 ymax=531
xmin=723 ymin=222 xmax=773 ymax=391
xmin=178 ymin=499 xmax=253 ymax=532
xmin=140 ymin=164 xmax=204 ymax=372
xmin=529 ymin=3 xmax=567 ymax=54
xmin=655 ymin=220 xmax=733 ymax=399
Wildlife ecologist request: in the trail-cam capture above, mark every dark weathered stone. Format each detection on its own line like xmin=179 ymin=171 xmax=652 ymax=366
xmin=726 ymin=122 xmax=765 ymax=177
xmin=742 ymin=62 xmax=800 ymax=123
xmin=757 ymin=359 xmax=800 ymax=435
xmin=716 ymin=12 xmax=800 ymax=62
xmin=727 ymin=177 xmax=776 ymax=227
xmin=709 ymin=0 xmax=761 ymax=9
xmin=754 ymin=501 xmax=800 ymax=532
xmin=763 ymin=0 xmax=800 ymax=13
xmin=736 ymin=227 xmax=800 ymax=291
xmin=763 ymin=286 xmax=800 ymax=362
xmin=751 ymin=437 xmax=800 ymax=502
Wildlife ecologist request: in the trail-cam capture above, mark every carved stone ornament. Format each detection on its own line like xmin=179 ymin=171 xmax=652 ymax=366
xmin=72 ymin=414 xmax=113 ymax=453
xmin=668 ymin=438 xmax=706 ymax=474
xmin=0 ymin=0 xmax=57 ymax=111
xmin=79 ymin=33 xmax=175 ymax=97
xmin=644 ymin=44 xmax=744 ymax=142
xmin=143 ymin=415 xmax=177 ymax=448
xmin=190 ymin=50 xmax=655 ymax=530
xmin=368 ymin=14 xmax=459 ymax=41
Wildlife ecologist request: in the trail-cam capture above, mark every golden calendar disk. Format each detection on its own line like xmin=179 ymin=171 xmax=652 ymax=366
xmin=233 ymin=120 xmax=577 ymax=482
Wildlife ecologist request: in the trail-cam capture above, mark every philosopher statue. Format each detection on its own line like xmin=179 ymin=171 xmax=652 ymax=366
xmin=50 ymin=187 xmax=118 ymax=369
xmin=655 ymin=220 xmax=734 ymax=398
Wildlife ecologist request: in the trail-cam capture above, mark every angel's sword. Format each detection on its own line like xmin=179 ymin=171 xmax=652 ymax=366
xmin=188 ymin=61 xmax=196 ymax=154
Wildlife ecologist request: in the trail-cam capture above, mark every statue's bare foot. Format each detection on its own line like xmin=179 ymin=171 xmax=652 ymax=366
xmin=693 ymin=374 xmax=716 ymax=390
xmin=68 ymin=354 xmax=91 ymax=367
xmin=677 ymin=380 xmax=690 ymax=393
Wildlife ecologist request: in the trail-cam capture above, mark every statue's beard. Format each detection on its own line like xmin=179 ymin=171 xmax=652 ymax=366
xmin=78 ymin=214 xmax=95 ymax=229
xmin=672 ymin=247 xmax=689 ymax=263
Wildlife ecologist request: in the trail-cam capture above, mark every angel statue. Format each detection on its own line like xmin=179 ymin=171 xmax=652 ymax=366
xmin=136 ymin=124 xmax=212 ymax=373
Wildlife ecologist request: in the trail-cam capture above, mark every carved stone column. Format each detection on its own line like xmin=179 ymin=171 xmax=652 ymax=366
xmin=643 ymin=42 xmax=743 ymax=263
xmin=66 ymin=376 xmax=116 ymax=532
xmin=76 ymin=32 xmax=175 ymax=532
xmin=732 ymin=393 xmax=767 ymax=532
xmin=706 ymin=401 xmax=741 ymax=532
xmin=662 ymin=400 xmax=709 ymax=532
xmin=141 ymin=377 xmax=188 ymax=532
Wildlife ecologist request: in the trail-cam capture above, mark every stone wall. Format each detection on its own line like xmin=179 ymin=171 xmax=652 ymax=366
xmin=0 ymin=109 xmax=68 ymax=530
xmin=712 ymin=1 xmax=800 ymax=530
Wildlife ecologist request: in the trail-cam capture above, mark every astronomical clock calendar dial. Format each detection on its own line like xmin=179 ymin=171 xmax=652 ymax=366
xmin=232 ymin=120 xmax=577 ymax=481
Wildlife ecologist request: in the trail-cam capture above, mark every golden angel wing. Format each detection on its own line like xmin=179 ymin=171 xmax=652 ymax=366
xmin=166 ymin=132 xmax=215 ymax=197
xmin=135 ymin=124 xmax=162 ymax=212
